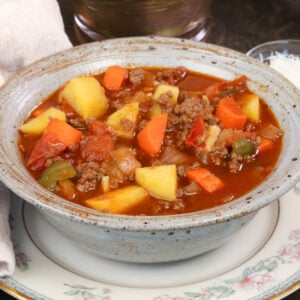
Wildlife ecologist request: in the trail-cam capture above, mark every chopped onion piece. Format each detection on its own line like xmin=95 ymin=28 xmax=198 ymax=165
xmin=182 ymin=181 xmax=201 ymax=195
xmin=110 ymin=148 xmax=141 ymax=176
xmin=160 ymin=146 xmax=193 ymax=165
xmin=259 ymin=124 xmax=283 ymax=141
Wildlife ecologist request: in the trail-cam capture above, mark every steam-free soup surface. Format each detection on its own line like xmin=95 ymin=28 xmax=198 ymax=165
xmin=18 ymin=66 xmax=283 ymax=215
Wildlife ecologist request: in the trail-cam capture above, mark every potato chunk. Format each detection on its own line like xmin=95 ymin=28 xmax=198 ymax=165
xmin=85 ymin=185 xmax=149 ymax=214
xmin=239 ymin=93 xmax=260 ymax=122
xmin=62 ymin=76 xmax=108 ymax=120
xmin=153 ymin=84 xmax=179 ymax=104
xmin=135 ymin=164 xmax=177 ymax=201
xmin=204 ymin=125 xmax=221 ymax=151
xmin=148 ymin=103 xmax=162 ymax=118
xmin=106 ymin=102 xmax=139 ymax=139
xmin=19 ymin=107 xmax=66 ymax=135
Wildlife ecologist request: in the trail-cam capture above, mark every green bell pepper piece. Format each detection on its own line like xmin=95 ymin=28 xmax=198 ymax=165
xmin=232 ymin=139 xmax=256 ymax=157
xmin=39 ymin=160 xmax=76 ymax=192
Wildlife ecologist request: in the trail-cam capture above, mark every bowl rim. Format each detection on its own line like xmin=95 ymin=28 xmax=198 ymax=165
xmin=0 ymin=36 xmax=300 ymax=231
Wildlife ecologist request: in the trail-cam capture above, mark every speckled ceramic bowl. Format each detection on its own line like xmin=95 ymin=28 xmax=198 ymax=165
xmin=0 ymin=37 xmax=299 ymax=263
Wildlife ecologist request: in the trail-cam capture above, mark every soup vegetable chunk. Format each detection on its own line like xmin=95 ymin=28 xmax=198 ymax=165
xmin=18 ymin=66 xmax=283 ymax=215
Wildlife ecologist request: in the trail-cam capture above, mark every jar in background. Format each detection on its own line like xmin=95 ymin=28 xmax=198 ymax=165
xmin=71 ymin=0 xmax=214 ymax=43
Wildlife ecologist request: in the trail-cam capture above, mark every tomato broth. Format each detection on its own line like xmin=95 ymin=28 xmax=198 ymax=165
xmin=18 ymin=66 xmax=283 ymax=215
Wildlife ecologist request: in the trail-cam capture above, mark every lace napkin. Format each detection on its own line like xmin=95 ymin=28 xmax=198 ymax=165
xmin=0 ymin=0 xmax=72 ymax=276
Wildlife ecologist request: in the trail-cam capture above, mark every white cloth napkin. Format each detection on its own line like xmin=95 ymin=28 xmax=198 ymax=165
xmin=0 ymin=184 xmax=14 ymax=276
xmin=0 ymin=0 xmax=72 ymax=85
xmin=0 ymin=0 xmax=72 ymax=276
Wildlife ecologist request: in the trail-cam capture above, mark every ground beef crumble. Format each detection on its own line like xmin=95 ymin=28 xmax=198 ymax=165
xmin=156 ymin=92 xmax=175 ymax=114
xmin=167 ymin=93 xmax=216 ymax=148
xmin=155 ymin=66 xmax=187 ymax=85
xmin=129 ymin=68 xmax=145 ymax=86
xmin=75 ymin=161 xmax=103 ymax=192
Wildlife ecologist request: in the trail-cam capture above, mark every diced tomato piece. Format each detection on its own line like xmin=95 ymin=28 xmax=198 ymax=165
xmin=206 ymin=75 xmax=247 ymax=100
xmin=26 ymin=119 xmax=82 ymax=171
xmin=80 ymin=134 xmax=115 ymax=162
xmin=87 ymin=119 xmax=111 ymax=135
xmin=186 ymin=115 xmax=205 ymax=148
xmin=26 ymin=133 xmax=66 ymax=171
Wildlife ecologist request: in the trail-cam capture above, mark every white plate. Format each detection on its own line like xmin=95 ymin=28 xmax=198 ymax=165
xmin=1 ymin=185 xmax=300 ymax=300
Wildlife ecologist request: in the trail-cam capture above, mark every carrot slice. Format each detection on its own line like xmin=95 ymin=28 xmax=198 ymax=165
xmin=27 ymin=119 xmax=83 ymax=170
xmin=44 ymin=119 xmax=82 ymax=148
xmin=216 ymin=97 xmax=247 ymax=130
xmin=102 ymin=65 xmax=128 ymax=91
xmin=137 ymin=114 xmax=168 ymax=155
xmin=186 ymin=168 xmax=224 ymax=193
xmin=257 ymin=137 xmax=274 ymax=153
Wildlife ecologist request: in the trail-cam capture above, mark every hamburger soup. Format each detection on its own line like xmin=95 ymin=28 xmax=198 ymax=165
xmin=18 ymin=66 xmax=283 ymax=216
